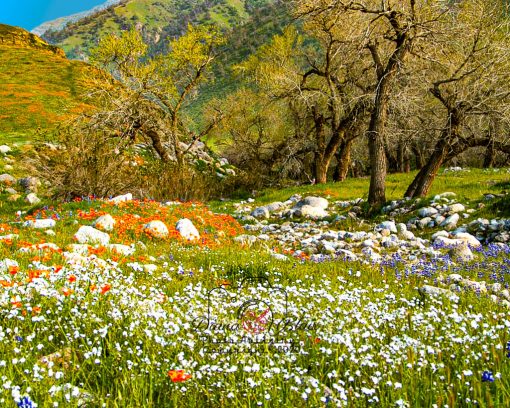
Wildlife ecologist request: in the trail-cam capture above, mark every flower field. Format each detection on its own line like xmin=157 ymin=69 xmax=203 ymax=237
xmin=1 ymin=195 xmax=510 ymax=407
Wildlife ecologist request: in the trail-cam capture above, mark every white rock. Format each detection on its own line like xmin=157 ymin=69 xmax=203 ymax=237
xmin=376 ymin=221 xmax=397 ymax=233
xmin=418 ymin=217 xmax=432 ymax=229
xmin=440 ymin=213 xmax=460 ymax=230
xmin=297 ymin=196 xmax=329 ymax=210
xmin=0 ymin=145 xmax=11 ymax=154
xmin=449 ymin=244 xmax=474 ymax=262
xmin=176 ymin=218 xmax=200 ymax=241
xmin=108 ymin=244 xmax=135 ymax=256
xmin=0 ymin=174 xmax=15 ymax=184
xmin=251 ymin=207 xmax=270 ymax=219
xmin=265 ymin=202 xmax=284 ymax=212
xmin=144 ymin=220 xmax=169 ymax=239
xmin=110 ymin=193 xmax=133 ymax=204
xmin=68 ymin=244 xmax=90 ymax=255
xmin=418 ymin=207 xmax=438 ymax=217
xmin=74 ymin=226 xmax=110 ymax=245
xmin=452 ymin=232 xmax=481 ymax=248
xmin=447 ymin=203 xmax=466 ymax=213
xmin=396 ymin=223 xmax=407 ymax=233
xmin=93 ymin=214 xmax=116 ymax=232
xmin=293 ymin=205 xmax=329 ymax=219
xmin=400 ymin=231 xmax=415 ymax=240
xmin=434 ymin=236 xmax=464 ymax=247
xmin=431 ymin=231 xmax=449 ymax=240
xmin=419 ymin=285 xmax=453 ymax=297
xmin=23 ymin=219 xmax=56 ymax=229
xmin=448 ymin=273 xmax=463 ymax=283
xmin=25 ymin=193 xmax=41 ymax=205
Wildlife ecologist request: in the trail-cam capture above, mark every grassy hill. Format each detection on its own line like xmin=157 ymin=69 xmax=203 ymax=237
xmin=0 ymin=24 xmax=94 ymax=143
xmin=42 ymin=0 xmax=278 ymax=59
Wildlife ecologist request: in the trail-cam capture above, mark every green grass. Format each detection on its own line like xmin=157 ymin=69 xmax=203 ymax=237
xmin=1 ymin=170 xmax=510 ymax=406
xmin=248 ymin=169 xmax=510 ymax=205
xmin=0 ymin=30 xmax=93 ymax=142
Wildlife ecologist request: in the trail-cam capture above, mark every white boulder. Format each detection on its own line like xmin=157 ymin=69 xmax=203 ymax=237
xmin=25 ymin=193 xmax=41 ymax=205
xmin=23 ymin=219 xmax=56 ymax=229
xmin=144 ymin=221 xmax=169 ymax=239
xmin=93 ymin=214 xmax=116 ymax=232
xmin=110 ymin=193 xmax=133 ymax=204
xmin=74 ymin=226 xmax=110 ymax=246
xmin=176 ymin=218 xmax=200 ymax=241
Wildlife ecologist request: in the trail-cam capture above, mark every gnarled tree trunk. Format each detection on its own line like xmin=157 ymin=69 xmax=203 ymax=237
xmin=333 ymin=138 xmax=353 ymax=182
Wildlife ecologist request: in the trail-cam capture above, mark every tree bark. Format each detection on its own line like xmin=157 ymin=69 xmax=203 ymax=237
xmin=367 ymin=32 xmax=412 ymax=207
xmin=367 ymin=97 xmax=389 ymax=207
xmin=145 ymin=128 xmax=173 ymax=163
xmin=411 ymin=145 xmax=425 ymax=169
xmin=333 ymin=138 xmax=353 ymax=182
xmin=483 ymin=139 xmax=495 ymax=168
xmin=405 ymin=141 xmax=448 ymax=198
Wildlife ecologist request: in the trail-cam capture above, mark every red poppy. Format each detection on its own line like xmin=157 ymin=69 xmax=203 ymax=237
xmin=168 ymin=370 xmax=192 ymax=383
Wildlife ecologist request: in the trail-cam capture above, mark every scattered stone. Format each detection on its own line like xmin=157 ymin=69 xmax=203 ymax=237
xmin=293 ymin=205 xmax=329 ymax=219
xmin=18 ymin=177 xmax=40 ymax=193
xmin=74 ymin=226 xmax=110 ymax=246
xmin=376 ymin=221 xmax=397 ymax=234
xmin=418 ymin=207 xmax=438 ymax=218
xmin=110 ymin=193 xmax=133 ymax=204
xmin=419 ymin=285 xmax=454 ymax=297
xmin=296 ymin=196 xmax=329 ymax=210
xmin=449 ymin=244 xmax=474 ymax=262
xmin=447 ymin=203 xmax=466 ymax=213
xmin=25 ymin=193 xmax=41 ymax=205
xmin=453 ymin=232 xmax=481 ymax=248
xmin=0 ymin=145 xmax=11 ymax=154
xmin=108 ymin=244 xmax=135 ymax=256
xmin=144 ymin=221 xmax=169 ymax=239
xmin=251 ymin=206 xmax=270 ymax=219
xmin=23 ymin=219 xmax=56 ymax=229
xmin=93 ymin=214 xmax=116 ymax=232
xmin=176 ymin=218 xmax=200 ymax=241
xmin=441 ymin=213 xmax=460 ymax=231
xmin=0 ymin=174 xmax=16 ymax=185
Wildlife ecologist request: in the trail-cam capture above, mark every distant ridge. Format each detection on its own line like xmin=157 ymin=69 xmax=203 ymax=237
xmin=31 ymin=0 xmax=124 ymax=36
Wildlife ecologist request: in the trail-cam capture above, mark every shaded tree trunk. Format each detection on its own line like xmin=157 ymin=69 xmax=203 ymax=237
xmin=483 ymin=139 xmax=495 ymax=168
xmin=145 ymin=128 xmax=173 ymax=162
xmin=367 ymin=96 xmax=389 ymax=206
xmin=405 ymin=140 xmax=448 ymax=198
xmin=333 ymin=138 xmax=353 ymax=182
xmin=411 ymin=145 xmax=425 ymax=169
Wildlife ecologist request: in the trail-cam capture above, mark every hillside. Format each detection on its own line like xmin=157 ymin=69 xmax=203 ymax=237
xmin=0 ymin=24 xmax=94 ymax=142
xmin=42 ymin=0 xmax=278 ymax=60
xmin=32 ymin=0 xmax=124 ymax=37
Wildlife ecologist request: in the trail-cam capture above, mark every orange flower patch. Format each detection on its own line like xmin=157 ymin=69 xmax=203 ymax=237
xmin=100 ymin=284 xmax=111 ymax=294
xmin=168 ymin=370 xmax=192 ymax=383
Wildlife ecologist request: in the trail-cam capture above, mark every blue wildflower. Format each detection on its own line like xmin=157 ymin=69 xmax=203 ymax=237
xmin=17 ymin=396 xmax=33 ymax=408
xmin=15 ymin=336 xmax=23 ymax=342
xmin=482 ymin=371 xmax=495 ymax=383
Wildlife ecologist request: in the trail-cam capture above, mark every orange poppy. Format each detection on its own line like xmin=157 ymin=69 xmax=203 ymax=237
xmin=168 ymin=370 xmax=192 ymax=383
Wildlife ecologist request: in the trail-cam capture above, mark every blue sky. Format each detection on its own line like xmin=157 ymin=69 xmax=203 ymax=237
xmin=2 ymin=0 xmax=106 ymax=30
